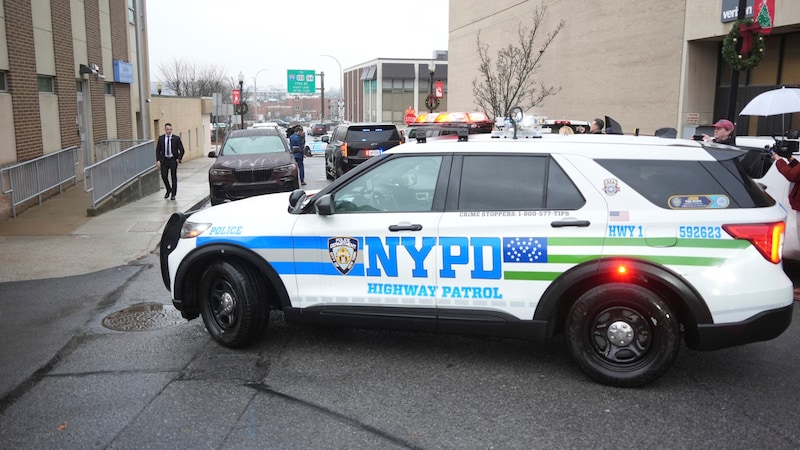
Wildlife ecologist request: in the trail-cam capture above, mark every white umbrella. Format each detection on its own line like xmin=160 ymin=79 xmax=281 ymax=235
xmin=739 ymin=86 xmax=800 ymax=116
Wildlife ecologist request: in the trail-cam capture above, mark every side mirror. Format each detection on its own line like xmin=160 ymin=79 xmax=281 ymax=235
xmin=315 ymin=194 xmax=334 ymax=216
xmin=288 ymin=189 xmax=305 ymax=209
xmin=321 ymin=135 xmax=330 ymax=143
xmin=207 ymin=151 xmax=217 ymax=158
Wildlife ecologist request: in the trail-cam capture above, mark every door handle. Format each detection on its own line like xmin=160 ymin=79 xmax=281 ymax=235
xmin=389 ymin=223 xmax=423 ymax=232
xmin=551 ymin=219 xmax=590 ymax=228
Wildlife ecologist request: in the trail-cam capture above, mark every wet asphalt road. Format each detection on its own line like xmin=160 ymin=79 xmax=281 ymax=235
xmin=1 ymin=156 xmax=800 ymax=448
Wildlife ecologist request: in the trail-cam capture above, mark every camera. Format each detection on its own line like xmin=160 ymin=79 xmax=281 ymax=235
xmin=769 ymin=140 xmax=797 ymax=158
xmin=692 ymin=134 xmax=704 ymax=141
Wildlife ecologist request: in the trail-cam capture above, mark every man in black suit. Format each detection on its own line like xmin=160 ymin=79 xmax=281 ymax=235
xmin=155 ymin=123 xmax=185 ymax=200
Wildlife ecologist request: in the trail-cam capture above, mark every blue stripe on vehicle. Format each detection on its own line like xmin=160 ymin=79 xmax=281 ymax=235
xmin=196 ymin=235 xmax=352 ymax=249
xmin=270 ymin=261 xmax=365 ymax=276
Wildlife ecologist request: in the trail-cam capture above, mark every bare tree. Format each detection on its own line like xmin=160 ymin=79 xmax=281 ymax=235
xmin=157 ymin=59 xmax=229 ymax=97
xmin=472 ymin=3 xmax=564 ymax=120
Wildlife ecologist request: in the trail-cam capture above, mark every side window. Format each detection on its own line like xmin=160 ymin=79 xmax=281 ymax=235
xmin=458 ymin=155 xmax=582 ymax=210
xmin=596 ymin=159 xmax=768 ymax=208
xmin=333 ymin=155 xmax=442 ymax=213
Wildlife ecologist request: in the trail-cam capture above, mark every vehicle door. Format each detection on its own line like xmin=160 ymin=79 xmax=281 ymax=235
xmin=291 ymin=153 xmax=449 ymax=325
xmin=435 ymin=153 xmax=609 ymax=326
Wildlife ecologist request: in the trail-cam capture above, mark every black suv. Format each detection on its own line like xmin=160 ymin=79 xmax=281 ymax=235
xmin=325 ymin=123 xmax=402 ymax=179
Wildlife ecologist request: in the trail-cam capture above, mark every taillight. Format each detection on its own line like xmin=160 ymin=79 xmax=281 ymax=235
xmin=723 ymin=221 xmax=785 ymax=264
xmin=342 ymin=142 xmax=348 ymax=157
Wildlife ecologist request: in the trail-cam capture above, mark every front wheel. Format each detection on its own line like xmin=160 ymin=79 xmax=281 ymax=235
xmin=565 ymin=283 xmax=681 ymax=387
xmin=199 ymin=260 xmax=269 ymax=348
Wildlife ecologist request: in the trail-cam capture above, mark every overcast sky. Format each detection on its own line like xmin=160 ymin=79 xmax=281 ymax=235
xmin=146 ymin=0 xmax=449 ymax=91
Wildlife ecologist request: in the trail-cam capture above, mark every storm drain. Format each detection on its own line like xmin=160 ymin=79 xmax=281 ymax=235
xmin=102 ymin=302 xmax=185 ymax=331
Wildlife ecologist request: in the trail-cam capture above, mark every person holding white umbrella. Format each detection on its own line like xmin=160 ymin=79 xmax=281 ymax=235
xmin=770 ymin=149 xmax=800 ymax=211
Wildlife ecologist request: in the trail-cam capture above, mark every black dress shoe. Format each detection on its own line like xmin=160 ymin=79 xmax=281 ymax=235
xmin=164 ymin=192 xmax=170 ymax=199
xmin=170 ymin=196 xmax=176 ymax=201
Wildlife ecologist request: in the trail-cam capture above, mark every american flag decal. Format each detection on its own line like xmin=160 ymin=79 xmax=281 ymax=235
xmin=610 ymin=210 xmax=630 ymax=221
xmin=503 ymin=237 xmax=548 ymax=263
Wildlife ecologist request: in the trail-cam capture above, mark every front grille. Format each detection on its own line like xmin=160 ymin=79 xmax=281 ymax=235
xmin=234 ymin=168 xmax=273 ymax=183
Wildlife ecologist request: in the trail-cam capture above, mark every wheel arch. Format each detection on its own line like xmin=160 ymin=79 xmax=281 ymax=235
xmin=174 ymin=243 xmax=291 ymax=320
xmin=534 ymin=257 xmax=713 ymax=349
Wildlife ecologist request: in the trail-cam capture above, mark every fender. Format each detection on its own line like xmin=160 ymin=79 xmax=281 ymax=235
xmin=534 ymin=257 xmax=713 ymax=347
xmin=173 ymin=243 xmax=293 ymax=316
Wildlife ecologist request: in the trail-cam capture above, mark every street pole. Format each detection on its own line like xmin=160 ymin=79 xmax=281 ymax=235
xmin=319 ymin=71 xmax=325 ymax=123
xmin=238 ymin=71 xmax=245 ymax=129
xmin=427 ymin=61 xmax=436 ymax=113
xmin=321 ymin=54 xmax=343 ymax=119
xmin=726 ymin=0 xmax=748 ymax=124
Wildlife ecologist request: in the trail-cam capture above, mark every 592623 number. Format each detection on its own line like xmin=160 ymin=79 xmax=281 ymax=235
xmin=679 ymin=225 xmax=721 ymax=239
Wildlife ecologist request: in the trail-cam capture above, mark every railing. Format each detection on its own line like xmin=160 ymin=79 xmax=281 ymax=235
xmin=83 ymin=140 xmax=155 ymax=208
xmin=0 ymin=146 xmax=79 ymax=217
xmin=93 ymin=139 xmax=149 ymax=162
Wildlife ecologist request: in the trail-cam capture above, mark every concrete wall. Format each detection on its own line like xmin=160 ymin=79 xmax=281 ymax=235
xmin=149 ymin=96 xmax=213 ymax=163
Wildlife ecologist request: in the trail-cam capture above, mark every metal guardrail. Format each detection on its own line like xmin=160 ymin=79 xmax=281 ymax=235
xmin=83 ymin=140 xmax=156 ymax=208
xmin=0 ymin=146 xmax=79 ymax=217
xmin=94 ymin=139 xmax=149 ymax=161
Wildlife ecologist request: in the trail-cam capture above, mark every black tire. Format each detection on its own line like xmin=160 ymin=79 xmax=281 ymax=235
xmin=199 ymin=260 xmax=269 ymax=348
xmin=334 ymin=162 xmax=345 ymax=179
xmin=565 ymin=283 xmax=681 ymax=387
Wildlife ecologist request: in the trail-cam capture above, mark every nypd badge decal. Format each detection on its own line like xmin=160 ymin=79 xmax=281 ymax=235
xmin=329 ymin=237 xmax=358 ymax=275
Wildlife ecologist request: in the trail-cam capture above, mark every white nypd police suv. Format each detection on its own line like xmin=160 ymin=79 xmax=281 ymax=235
xmin=160 ymin=121 xmax=794 ymax=387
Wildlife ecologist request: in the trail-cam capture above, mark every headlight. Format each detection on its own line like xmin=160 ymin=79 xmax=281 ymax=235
xmin=181 ymin=221 xmax=212 ymax=238
xmin=209 ymin=168 xmax=233 ymax=176
xmin=273 ymin=163 xmax=297 ymax=173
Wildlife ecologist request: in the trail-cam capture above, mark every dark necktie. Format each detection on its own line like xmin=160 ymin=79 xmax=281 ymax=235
xmin=166 ymin=136 xmax=172 ymax=158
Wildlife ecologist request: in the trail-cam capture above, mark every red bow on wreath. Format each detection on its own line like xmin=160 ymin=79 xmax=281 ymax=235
xmin=739 ymin=21 xmax=771 ymax=54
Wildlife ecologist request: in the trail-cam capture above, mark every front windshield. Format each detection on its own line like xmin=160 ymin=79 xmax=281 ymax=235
xmin=221 ymin=135 xmax=286 ymax=155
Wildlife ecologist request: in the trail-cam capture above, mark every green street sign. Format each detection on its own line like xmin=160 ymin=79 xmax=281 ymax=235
xmin=287 ymin=69 xmax=316 ymax=94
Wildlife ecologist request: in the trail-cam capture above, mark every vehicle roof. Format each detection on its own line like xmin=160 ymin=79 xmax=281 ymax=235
xmin=226 ymin=128 xmax=283 ymax=137
xmin=391 ymin=132 xmax=736 ymax=161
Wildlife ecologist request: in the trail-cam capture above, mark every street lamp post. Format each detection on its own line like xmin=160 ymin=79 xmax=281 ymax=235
xmin=237 ymin=71 xmax=245 ymax=129
xmin=427 ymin=60 xmax=437 ymax=113
xmin=321 ymin=54 xmax=343 ymax=119
xmin=252 ymin=68 xmax=269 ymax=121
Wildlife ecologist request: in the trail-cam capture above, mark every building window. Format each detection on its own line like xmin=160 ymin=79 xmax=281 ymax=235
xmin=0 ymin=72 xmax=7 ymax=91
xmin=128 ymin=0 xmax=135 ymax=24
xmin=37 ymin=76 xmax=54 ymax=93
xmin=104 ymin=82 xmax=114 ymax=95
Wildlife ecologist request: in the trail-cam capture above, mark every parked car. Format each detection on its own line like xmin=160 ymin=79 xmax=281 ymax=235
xmin=310 ymin=123 xmax=328 ymax=136
xmin=325 ymin=123 xmax=402 ymax=179
xmin=305 ymin=135 xmax=329 ymax=157
xmin=207 ymin=128 xmax=298 ymax=205
xmin=162 ymin=119 xmax=793 ymax=387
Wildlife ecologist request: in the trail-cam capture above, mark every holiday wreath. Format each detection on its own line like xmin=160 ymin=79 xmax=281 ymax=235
xmin=721 ymin=18 xmax=766 ymax=72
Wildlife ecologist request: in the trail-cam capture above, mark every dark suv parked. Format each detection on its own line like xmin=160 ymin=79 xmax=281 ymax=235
xmin=325 ymin=123 xmax=402 ymax=179
xmin=208 ymin=128 xmax=298 ymax=205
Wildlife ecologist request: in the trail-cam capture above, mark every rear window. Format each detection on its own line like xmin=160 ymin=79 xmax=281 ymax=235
xmin=596 ymin=159 xmax=774 ymax=209
xmin=346 ymin=126 xmax=399 ymax=142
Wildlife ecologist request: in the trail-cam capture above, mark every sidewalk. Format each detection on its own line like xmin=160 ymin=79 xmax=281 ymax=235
xmin=0 ymin=156 xmax=213 ymax=282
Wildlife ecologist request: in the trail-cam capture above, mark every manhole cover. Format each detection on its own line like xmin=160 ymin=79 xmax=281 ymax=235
xmin=103 ymin=302 xmax=185 ymax=331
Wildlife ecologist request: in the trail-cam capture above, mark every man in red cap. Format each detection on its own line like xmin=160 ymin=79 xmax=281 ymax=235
xmin=702 ymin=119 xmax=735 ymax=145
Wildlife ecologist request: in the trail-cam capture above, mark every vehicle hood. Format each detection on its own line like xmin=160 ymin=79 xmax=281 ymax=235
xmin=190 ymin=191 xmax=300 ymax=231
xmin=213 ymin=152 xmax=293 ymax=169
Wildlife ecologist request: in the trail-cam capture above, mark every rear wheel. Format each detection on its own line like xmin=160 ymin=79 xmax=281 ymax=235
xmin=199 ymin=260 xmax=269 ymax=348
xmin=565 ymin=283 xmax=681 ymax=387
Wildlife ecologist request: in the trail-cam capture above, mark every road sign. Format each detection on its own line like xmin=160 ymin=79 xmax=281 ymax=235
xmin=232 ymin=89 xmax=241 ymax=105
xmin=287 ymin=70 xmax=316 ymax=94
xmin=404 ymin=113 xmax=416 ymax=125
xmin=338 ymin=99 xmax=345 ymax=107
